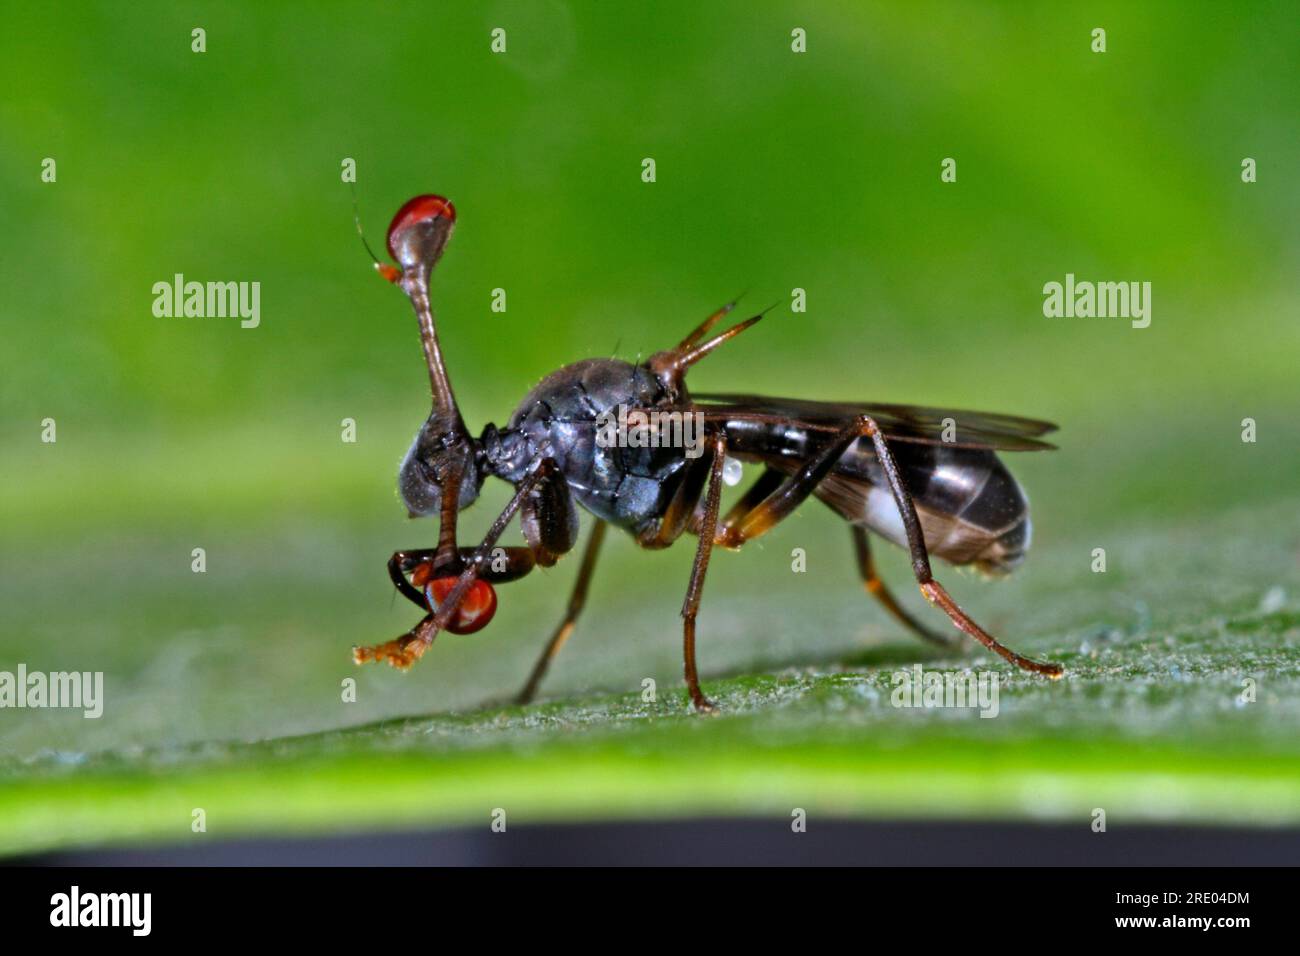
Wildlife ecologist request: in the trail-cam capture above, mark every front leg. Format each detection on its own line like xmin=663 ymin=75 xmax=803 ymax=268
xmin=388 ymin=549 xmax=434 ymax=609
xmin=388 ymin=547 xmax=537 ymax=611
xmin=356 ymin=458 xmax=564 ymax=669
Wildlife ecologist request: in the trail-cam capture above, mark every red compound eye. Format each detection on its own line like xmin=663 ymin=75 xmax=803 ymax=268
xmin=424 ymin=575 xmax=497 ymax=635
xmin=386 ymin=194 xmax=457 ymax=261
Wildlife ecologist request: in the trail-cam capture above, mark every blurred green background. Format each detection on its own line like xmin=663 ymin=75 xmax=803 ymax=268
xmin=1 ymin=1 xmax=1298 ymax=855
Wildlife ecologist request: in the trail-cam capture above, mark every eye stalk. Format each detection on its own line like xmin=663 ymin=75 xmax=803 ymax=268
xmin=367 ymin=193 xmax=466 ymax=438
xmin=368 ymin=192 xmax=478 ymax=565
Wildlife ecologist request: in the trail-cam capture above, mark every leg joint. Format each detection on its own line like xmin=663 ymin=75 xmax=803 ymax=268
xmin=853 ymin=413 xmax=879 ymax=437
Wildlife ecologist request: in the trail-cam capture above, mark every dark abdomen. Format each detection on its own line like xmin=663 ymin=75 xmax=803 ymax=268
xmin=725 ymin=419 xmax=1032 ymax=574
xmin=836 ymin=440 xmax=1031 ymax=574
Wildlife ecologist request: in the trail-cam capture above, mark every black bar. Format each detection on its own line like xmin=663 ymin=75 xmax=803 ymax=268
xmin=0 ymin=820 xmax=1284 ymax=942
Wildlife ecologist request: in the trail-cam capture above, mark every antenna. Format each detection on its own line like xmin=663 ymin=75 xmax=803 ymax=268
xmin=350 ymin=183 xmax=401 ymax=283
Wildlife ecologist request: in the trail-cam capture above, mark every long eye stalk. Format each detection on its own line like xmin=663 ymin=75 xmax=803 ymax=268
xmin=383 ymin=195 xmax=472 ymax=565
xmin=402 ymin=273 xmax=462 ymax=429
xmin=383 ymin=194 xmax=464 ymax=429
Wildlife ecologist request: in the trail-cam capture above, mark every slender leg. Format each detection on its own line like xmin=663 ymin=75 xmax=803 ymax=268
xmin=717 ymin=467 xmax=784 ymax=543
xmin=389 ymin=546 xmax=536 ymax=610
xmin=685 ymin=462 xmax=782 ymax=538
xmin=516 ymin=521 xmax=608 ymax=705
xmin=711 ymin=416 xmax=1062 ymax=677
xmin=851 ymin=527 xmax=956 ymax=648
xmin=852 ymin=417 xmax=1062 ymax=678
xmin=356 ymin=458 xmax=564 ymax=669
xmin=388 ymin=549 xmax=435 ymax=608
xmin=433 ymin=462 xmax=465 ymax=569
xmin=714 ymin=428 xmax=862 ymax=548
xmin=681 ymin=434 xmax=728 ymax=712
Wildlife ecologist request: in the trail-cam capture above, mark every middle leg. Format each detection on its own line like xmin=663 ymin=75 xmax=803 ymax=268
xmin=681 ymin=432 xmax=729 ymax=712
xmin=516 ymin=521 xmax=607 ymax=705
xmin=851 ymin=526 xmax=956 ymax=648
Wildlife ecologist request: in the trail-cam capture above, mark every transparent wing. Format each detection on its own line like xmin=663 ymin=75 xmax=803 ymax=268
xmin=691 ymin=393 xmax=1058 ymax=451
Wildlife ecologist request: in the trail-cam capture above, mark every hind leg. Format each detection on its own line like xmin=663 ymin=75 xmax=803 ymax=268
xmin=709 ymin=415 xmax=1061 ymax=677
xmin=851 ymin=527 xmax=957 ymax=648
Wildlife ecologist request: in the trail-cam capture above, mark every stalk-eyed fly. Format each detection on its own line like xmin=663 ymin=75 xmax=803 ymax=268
xmin=352 ymin=195 xmax=1063 ymax=712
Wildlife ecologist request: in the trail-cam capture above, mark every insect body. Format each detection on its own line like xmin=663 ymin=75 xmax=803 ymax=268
xmin=497 ymin=358 xmax=698 ymax=535
xmin=717 ymin=400 xmax=1035 ymax=574
xmin=353 ymin=195 xmax=1063 ymax=712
